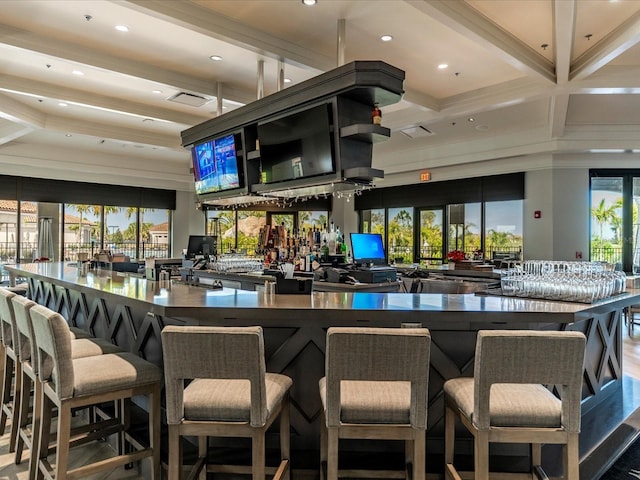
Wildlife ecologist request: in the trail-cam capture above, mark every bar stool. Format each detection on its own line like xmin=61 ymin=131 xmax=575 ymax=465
xmin=319 ymin=327 xmax=431 ymax=480
xmin=29 ymin=304 xmax=162 ymax=480
xmin=0 ymin=288 xmax=20 ymax=453
xmin=10 ymin=295 xmax=124 ymax=478
xmin=161 ymin=325 xmax=292 ymax=480
xmin=444 ymin=330 xmax=586 ymax=480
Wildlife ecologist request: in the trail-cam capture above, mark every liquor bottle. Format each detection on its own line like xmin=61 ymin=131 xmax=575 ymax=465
xmin=372 ymin=102 xmax=382 ymax=125
xmin=328 ymin=220 xmax=336 ymax=255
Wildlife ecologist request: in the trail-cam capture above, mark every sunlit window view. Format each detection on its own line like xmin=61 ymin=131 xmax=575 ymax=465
xmin=590 ymin=177 xmax=623 ymax=266
xmin=388 ymin=207 xmax=413 ymax=264
xmin=63 ymin=205 xmax=171 ymax=260
xmin=484 ymin=200 xmax=523 ymax=261
xmin=447 ymin=203 xmax=481 ymax=256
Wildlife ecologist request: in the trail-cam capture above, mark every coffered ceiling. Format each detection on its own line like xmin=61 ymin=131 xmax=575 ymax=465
xmin=1 ymin=0 xmax=640 ymax=192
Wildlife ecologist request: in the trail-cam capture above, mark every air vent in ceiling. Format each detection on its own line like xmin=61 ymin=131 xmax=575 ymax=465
xmin=168 ymin=92 xmax=209 ymax=107
xmin=400 ymin=125 xmax=435 ymax=138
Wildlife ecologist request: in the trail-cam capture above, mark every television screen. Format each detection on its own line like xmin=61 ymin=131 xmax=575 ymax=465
xmin=257 ymin=103 xmax=334 ymax=184
xmin=186 ymin=235 xmax=217 ymax=257
xmin=192 ymin=133 xmax=242 ymax=195
xmin=350 ymin=233 xmax=386 ymax=265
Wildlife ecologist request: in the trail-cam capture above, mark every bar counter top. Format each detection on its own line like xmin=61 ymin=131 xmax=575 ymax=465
xmin=6 ymin=262 xmax=639 ymax=325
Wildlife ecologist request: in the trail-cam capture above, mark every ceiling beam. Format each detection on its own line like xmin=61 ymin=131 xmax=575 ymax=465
xmin=0 ymin=92 xmax=47 ymax=128
xmin=43 ymin=115 xmax=184 ymax=149
xmin=0 ymin=121 xmax=35 ymax=146
xmin=0 ymin=74 xmax=206 ymax=126
xmin=570 ymin=9 xmax=640 ymax=81
xmin=405 ymin=0 xmax=555 ymax=83
xmin=121 ymin=0 xmax=336 ymax=72
xmin=553 ymin=0 xmax=576 ymax=85
xmin=0 ymin=23 xmax=250 ymax=101
xmin=549 ymin=94 xmax=570 ymax=138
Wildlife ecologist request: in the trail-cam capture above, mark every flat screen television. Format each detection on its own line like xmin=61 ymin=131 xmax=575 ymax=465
xmin=186 ymin=235 xmax=217 ymax=257
xmin=191 ymin=132 xmax=243 ymax=195
xmin=350 ymin=233 xmax=386 ymax=265
xmin=257 ymin=103 xmax=335 ymax=184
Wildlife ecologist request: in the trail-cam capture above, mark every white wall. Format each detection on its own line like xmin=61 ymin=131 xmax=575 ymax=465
xmin=172 ymin=190 xmax=206 ymax=257
xmin=552 ymin=168 xmax=590 ymax=261
xmin=524 ymin=170 xmax=554 ymax=260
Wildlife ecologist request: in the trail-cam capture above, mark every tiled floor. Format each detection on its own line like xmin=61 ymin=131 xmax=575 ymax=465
xmin=0 ymin=414 xmax=145 ymax=480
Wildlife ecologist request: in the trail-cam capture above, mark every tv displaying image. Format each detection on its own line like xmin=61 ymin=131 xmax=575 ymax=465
xmin=192 ymin=133 xmax=242 ymax=195
xmin=350 ymin=233 xmax=386 ymax=265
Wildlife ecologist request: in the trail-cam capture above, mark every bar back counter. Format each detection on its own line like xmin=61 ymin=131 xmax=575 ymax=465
xmin=6 ymin=262 xmax=640 ymax=478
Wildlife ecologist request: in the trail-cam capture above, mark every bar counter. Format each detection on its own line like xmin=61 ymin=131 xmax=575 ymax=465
xmin=7 ymin=262 xmax=640 ymax=477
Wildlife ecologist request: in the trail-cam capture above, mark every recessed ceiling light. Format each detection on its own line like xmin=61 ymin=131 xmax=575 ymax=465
xmin=302 ymin=0 xmax=317 ymax=5
xmin=284 ymin=78 xmax=292 ymax=83
xmin=72 ymin=70 xmax=84 ymax=76
xmin=115 ymin=25 xmax=129 ymax=32
xmin=467 ymin=117 xmax=475 ymax=122
xmin=152 ymin=90 xmax=163 ymax=94
xmin=58 ymin=102 xmax=68 ymax=107
xmin=210 ymin=55 xmax=223 ymax=61
xmin=438 ymin=63 xmax=448 ymax=69
xmin=380 ymin=35 xmax=393 ymax=42
xmin=65 ymin=134 xmax=72 ymax=137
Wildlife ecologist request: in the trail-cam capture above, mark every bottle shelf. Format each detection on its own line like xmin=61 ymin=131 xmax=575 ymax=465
xmin=247 ymin=150 xmax=261 ymax=160
xmin=340 ymin=124 xmax=390 ymax=143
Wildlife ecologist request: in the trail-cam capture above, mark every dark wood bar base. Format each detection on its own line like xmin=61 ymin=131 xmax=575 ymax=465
xmin=8 ymin=262 xmax=640 ymax=478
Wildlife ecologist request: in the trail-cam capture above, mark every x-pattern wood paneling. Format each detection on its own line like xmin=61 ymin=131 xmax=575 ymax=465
xmin=23 ymin=275 xmax=627 ymax=469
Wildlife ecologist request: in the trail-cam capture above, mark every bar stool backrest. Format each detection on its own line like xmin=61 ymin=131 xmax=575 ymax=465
xmin=473 ymin=330 xmax=586 ymax=431
xmin=11 ymin=295 xmax=38 ymax=369
xmin=29 ymin=304 xmax=75 ymax=399
xmin=0 ymin=289 xmax=17 ymax=349
xmin=162 ymin=325 xmax=267 ymax=426
xmin=325 ymin=327 xmax=431 ymax=428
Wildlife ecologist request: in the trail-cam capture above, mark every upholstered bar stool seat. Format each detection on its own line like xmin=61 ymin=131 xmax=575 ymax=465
xmin=0 ymin=288 xmax=20 ymax=453
xmin=10 ymin=295 xmax=124 ymax=476
xmin=162 ymin=325 xmax=292 ymax=480
xmin=319 ymin=327 xmax=431 ymax=480
xmin=30 ymin=304 xmax=162 ymax=480
xmin=444 ymin=330 xmax=586 ymax=480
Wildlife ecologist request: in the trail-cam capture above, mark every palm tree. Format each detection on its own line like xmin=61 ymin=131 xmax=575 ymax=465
xmin=591 ymin=198 xmax=618 ymax=242
xmin=69 ymin=204 xmax=94 ymax=243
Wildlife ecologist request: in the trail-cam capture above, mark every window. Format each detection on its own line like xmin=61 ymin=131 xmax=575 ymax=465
xmin=388 ymin=207 xmax=413 ymax=264
xmin=447 ymin=203 xmax=481 ymax=255
xmin=419 ymin=208 xmax=443 ymax=264
xmin=237 ymin=211 xmax=266 ymax=255
xmin=63 ymin=204 xmax=101 ymax=261
xmin=590 ymin=177 xmax=623 ymax=265
xmin=484 ymin=200 xmax=523 ymax=261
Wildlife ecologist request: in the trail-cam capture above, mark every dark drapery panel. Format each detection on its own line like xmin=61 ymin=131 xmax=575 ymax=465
xmin=355 ymin=173 xmax=524 ymax=210
xmin=0 ymin=175 xmax=175 ymax=209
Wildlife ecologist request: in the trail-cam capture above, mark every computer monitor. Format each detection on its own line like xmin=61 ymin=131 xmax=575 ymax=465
xmin=186 ymin=235 xmax=217 ymax=258
xmin=350 ymin=233 xmax=386 ymax=265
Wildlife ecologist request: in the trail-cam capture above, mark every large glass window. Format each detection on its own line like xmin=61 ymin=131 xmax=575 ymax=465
xmin=447 ymin=203 xmax=481 ymax=256
xmin=236 ymin=211 xmax=267 ymax=255
xmin=590 ymin=177 xmax=623 ymax=265
xmin=62 ymin=205 xmax=170 ymax=260
xmin=0 ymin=201 xmax=20 ymax=264
xmin=63 ymin=204 xmax=100 ymax=261
xmin=141 ymin=209 xmax=171 ymax=259
xmin=633 ymin=178 xmax=640 ymax=272
xmin=419 ymin=208 xmax=444 ymax=264
xmin=388 ymin=207 xmax=413 ymax=264
xmin=589 ymin=173 xmax=640 ymax=271
xmin=484 ymin=200 xmax=523 ymax=261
